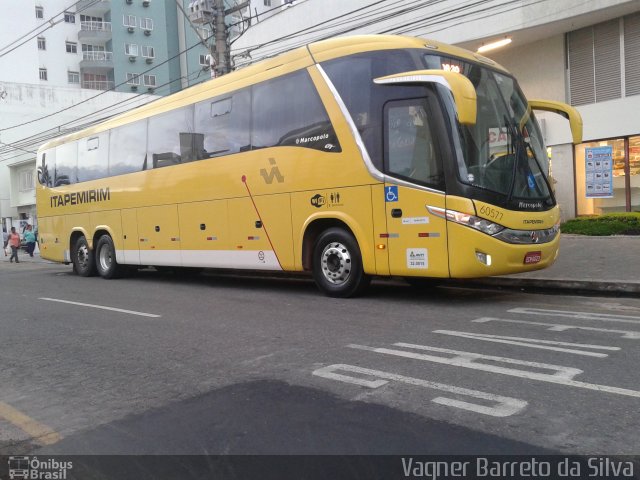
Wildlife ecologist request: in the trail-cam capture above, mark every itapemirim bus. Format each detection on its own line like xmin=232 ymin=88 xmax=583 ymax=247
xmin=36 ymin=35 xmax=582 ymax=297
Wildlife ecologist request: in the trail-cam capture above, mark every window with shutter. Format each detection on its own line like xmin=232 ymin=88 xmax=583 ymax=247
xmin=624 ymin=13 xmax=640 ymax=97
xmin=594 ymin=20 xmax=621 ymax=102
xmin=568 ymin=27 xmax=595 ymax=106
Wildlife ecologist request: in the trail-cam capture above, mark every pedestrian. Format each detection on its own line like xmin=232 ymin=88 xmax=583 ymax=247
xmin=8 ymin=227 xmax=20 ymax=263
xmin=2 ymin=228 xmax=7 ymax=256
xmin=24 ymin=224 xmax=36 ymax=257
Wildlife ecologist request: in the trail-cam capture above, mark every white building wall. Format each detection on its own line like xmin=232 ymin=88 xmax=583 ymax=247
xmin=0 ymin=0 xmax=41 ymax=84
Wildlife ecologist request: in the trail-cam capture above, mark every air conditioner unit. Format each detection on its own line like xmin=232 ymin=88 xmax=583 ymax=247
xmin=129 ymin=56 xmax=136 ymax=62
xmin=126 ymin=0 xmax=132 ymax=4
xmin=130 ymin=85 xmax=138 ymax=91
xmin=145 ymin=57 xmax=153 ymax=64
xmin=147 ymin=87 xmax=154 ymax=93
xmin=144 ymin=29 xmax=151 ymax=36
xmin=127 ymin=26 xmax=134 ymax=32
xmin=143 ymin=0 xmax=150 ymax=6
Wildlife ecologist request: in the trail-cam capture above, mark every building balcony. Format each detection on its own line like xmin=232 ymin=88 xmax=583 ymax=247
xmin=78 ymin=21 xmax=112 ymax=41
xmin=81 ymin=80 xmax=114 ymax=91
xmin=77 ymin=0 xmax=111 ymax=16
xmin=79 ymin=51 xmax=114 ymax=70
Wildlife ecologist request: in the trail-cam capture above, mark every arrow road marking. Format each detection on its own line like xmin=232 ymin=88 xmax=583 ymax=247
xmin=313 ymin=364 xmax=527 ymax=417
xmin=473 ymin=317 xmax=640 ymax=339
xmin=348 ymin=343 xmax=640 ymax=398
xmin=433 ymin=330 xmax=620 ymax=357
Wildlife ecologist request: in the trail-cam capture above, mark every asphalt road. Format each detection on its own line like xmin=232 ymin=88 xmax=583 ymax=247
xmin=1 ymin=261 xmax=639 ymax=460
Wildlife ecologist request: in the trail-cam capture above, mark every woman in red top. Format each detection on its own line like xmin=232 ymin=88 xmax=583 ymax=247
xmin=8 ymin=227 xmax=20 ymax=263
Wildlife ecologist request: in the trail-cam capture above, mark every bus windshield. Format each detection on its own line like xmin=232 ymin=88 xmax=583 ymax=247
xmin=423 ymin=55 xmax=552 ymax=206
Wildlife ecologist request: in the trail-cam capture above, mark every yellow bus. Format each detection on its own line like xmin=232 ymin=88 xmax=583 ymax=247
xmin=36 ymin=35 xmax=582 ymax=297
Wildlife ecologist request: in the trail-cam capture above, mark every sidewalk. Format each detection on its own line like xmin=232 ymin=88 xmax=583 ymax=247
xmin=472 ymin=234 xmax=640 ymax=295
xmin=1 ymin=249 xmax=49 ymax=265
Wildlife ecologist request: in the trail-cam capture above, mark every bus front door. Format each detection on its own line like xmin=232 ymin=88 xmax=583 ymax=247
xmin=384 ymin=184 xmax=449 ymax=278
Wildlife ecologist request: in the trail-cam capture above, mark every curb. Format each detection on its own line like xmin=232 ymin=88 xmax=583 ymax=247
xmin=454 ymin=277 xmax=640 ymax=295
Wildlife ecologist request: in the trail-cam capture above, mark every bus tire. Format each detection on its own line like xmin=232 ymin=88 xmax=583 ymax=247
xmin=72 ymin=235 xmax=96 ymax=277
xmin=312 ymin=228 xmax=370 ymax=298
xmin=95 ymin=234 xmax=125 ymax=279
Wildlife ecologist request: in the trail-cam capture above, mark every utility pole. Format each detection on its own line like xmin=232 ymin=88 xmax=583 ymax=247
xmin=214 ymin=0 xmax=228 ymax=77
xmin=188 ymin=0 xmax=249 ymax=78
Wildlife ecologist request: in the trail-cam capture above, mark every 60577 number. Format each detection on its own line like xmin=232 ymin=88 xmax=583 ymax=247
xmin=479 ymin=205 xmax=504 ymax=221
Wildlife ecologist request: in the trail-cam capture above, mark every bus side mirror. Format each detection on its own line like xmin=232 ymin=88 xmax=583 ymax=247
xmin=373 ymin=69 xmax=477 ymax=125
xmin=528 ymin=99 xmax=583 ymax=145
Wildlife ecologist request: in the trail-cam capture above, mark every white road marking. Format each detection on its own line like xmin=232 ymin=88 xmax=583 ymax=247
xmin=509 ymin=308 xmax=640 ymax=325
xmin=473 ymin=317 xmax=640 ymax=339
xmin=433 ymin=330 xmax=619 ymax=357
xmin=348 ymin=343 xmax=640 ymax=398
xmin=312 ymin=364 xmax=527 ymax=417
xmin=349 ymin=343 xmax=582 ymax=379
xmin=582 ymin=302 xmax=640 ymax=313
xmin=39 ymin=297 xmax=161 ymax=318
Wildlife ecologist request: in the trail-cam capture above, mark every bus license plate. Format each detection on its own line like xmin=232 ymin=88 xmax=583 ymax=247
xmin=524 ymin=251 xmax=542 ymax=264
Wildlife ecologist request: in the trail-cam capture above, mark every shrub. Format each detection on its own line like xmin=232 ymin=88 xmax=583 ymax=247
xmin=561 ymin=213 xmax=640 ymax=236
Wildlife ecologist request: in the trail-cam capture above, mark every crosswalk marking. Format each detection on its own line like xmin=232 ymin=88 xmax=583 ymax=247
xmin=348 ymin=342 xmax=640 ymax=398
xmin=473 ymin=317 xmax=640 ymax=339
xmin=433 ymin=330 xmax=619 ymax=357
xmin=509 ymin=308 xmax=640 ymax=325
xmin=313 ymin=364 xmax=527 ymax=417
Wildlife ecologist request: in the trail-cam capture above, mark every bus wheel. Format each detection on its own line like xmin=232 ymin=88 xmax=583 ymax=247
xmin=72 ymin=236 xmax=96 ymax=277
xmin=95 ymin=234 xmax=125 ymax=279
xmin=312 ymin=228 xmax=370 ymax=298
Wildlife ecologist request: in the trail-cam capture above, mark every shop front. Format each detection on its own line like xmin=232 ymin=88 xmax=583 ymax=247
xmin=574 ymin=135 xmax=640 ymax=215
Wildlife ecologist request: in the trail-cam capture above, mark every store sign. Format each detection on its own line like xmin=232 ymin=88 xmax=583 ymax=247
xmin=585 ymin=146 xmax=613 ymax=198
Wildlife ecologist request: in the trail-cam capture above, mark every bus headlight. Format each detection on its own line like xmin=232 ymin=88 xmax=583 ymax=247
xmin=427 ymin=207 xmax=505 ymax=235
xmin=494 ymin=222 xmax=560 ymax=244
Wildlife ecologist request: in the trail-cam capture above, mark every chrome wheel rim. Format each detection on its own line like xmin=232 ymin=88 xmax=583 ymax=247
xmin=77 ymin=243 xmax=90 ymax=269
xmin=98 ymin=244 xmax=112 ymax=272
xmin=320 ymin=242 xmax=352 ymax=285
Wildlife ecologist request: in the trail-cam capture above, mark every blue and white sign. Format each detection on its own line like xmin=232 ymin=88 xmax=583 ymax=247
xmin=585 ymin=146 xmax=613 ymax=199
xmin=385 ymin=185 xmax=399 ymax=202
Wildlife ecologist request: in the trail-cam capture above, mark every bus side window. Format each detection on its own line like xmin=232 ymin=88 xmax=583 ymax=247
xmin=55 ymin=142 xmax=78 ymax=186
xmin=109 ymin=119 xmax=148 ymax=176
xmin=78 ymin=133 xmax=108 ymax=182
xmin=148 ymin=106 xmax=194 ymax=169
xmin=194 ymin=89 xmax=250 ymax=159
xmin=251 ymin=69 xmax=340 ymax=152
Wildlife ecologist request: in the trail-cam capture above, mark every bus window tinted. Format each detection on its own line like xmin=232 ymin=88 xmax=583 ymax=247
xmin=78 ymin=133 xmax=109 ymax=182
xmin=194 ymin=90 xmax=251 ymax=158
xmin=251 ymin=69 xmax=340 ymax=152
xmin=148 ymin=106 xmax=195 ymax=168
xmin=321 ymin=50 xmax=420 ymax=168
xmin=55 ymin=142 xmax=78 ymax=186
xmin=109 ymin=119 xmax=148 ymax=176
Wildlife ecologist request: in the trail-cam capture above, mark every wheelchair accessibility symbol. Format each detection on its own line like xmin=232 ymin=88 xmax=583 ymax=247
xmin=385 ymin=185 xmax=399 ymax=202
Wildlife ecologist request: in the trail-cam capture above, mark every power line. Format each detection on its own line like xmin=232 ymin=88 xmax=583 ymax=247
xmin=0 ymin=29 xmax=212 ymax=134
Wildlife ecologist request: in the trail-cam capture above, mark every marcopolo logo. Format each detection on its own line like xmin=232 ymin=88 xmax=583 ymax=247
xmin=8 ymin=456 xmax=73 ymax=479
